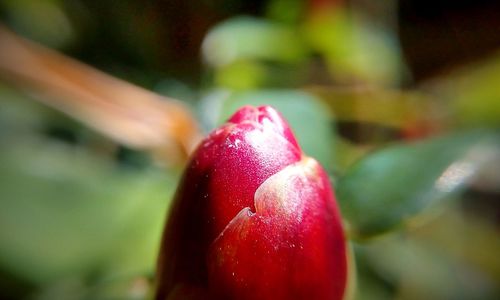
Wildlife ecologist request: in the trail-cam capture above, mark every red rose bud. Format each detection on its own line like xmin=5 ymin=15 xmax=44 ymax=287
xmin=155 ymin=106 xmax=347 ymax=299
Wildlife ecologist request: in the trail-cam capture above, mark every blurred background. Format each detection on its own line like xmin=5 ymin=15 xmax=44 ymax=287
xmin=0 ymin=0 xmax=499 ymax=299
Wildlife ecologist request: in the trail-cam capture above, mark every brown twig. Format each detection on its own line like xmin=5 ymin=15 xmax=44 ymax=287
xmin=0 ymin=24 xmax=202 ymax=164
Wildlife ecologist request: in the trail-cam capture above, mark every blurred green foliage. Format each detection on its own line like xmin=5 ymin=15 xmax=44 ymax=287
xmin=0 ymin=83 xmax=179 ymax=299
xmin=1 ymin=0 xmax=499 ymax=299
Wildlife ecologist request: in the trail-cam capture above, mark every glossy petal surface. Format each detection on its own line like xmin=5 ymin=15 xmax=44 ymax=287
xmin=209 ymin=157 xmax=346 ymax=299
xmin=156 ymin=105 xmax=346 ymax=300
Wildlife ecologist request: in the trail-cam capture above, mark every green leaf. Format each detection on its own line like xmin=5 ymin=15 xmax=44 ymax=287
xmin=202 ymin=16 xmax=308 ymax=68
xmin=336 ymin=130 xmax=499 ymax=239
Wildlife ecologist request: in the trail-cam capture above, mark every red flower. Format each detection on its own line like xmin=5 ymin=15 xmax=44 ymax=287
xmin=156 ymin=106 xmax=347 ymax=299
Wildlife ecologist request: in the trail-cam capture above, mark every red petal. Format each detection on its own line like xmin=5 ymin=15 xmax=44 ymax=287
xmin=208 ymin=157 xmax=347 ymax=300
